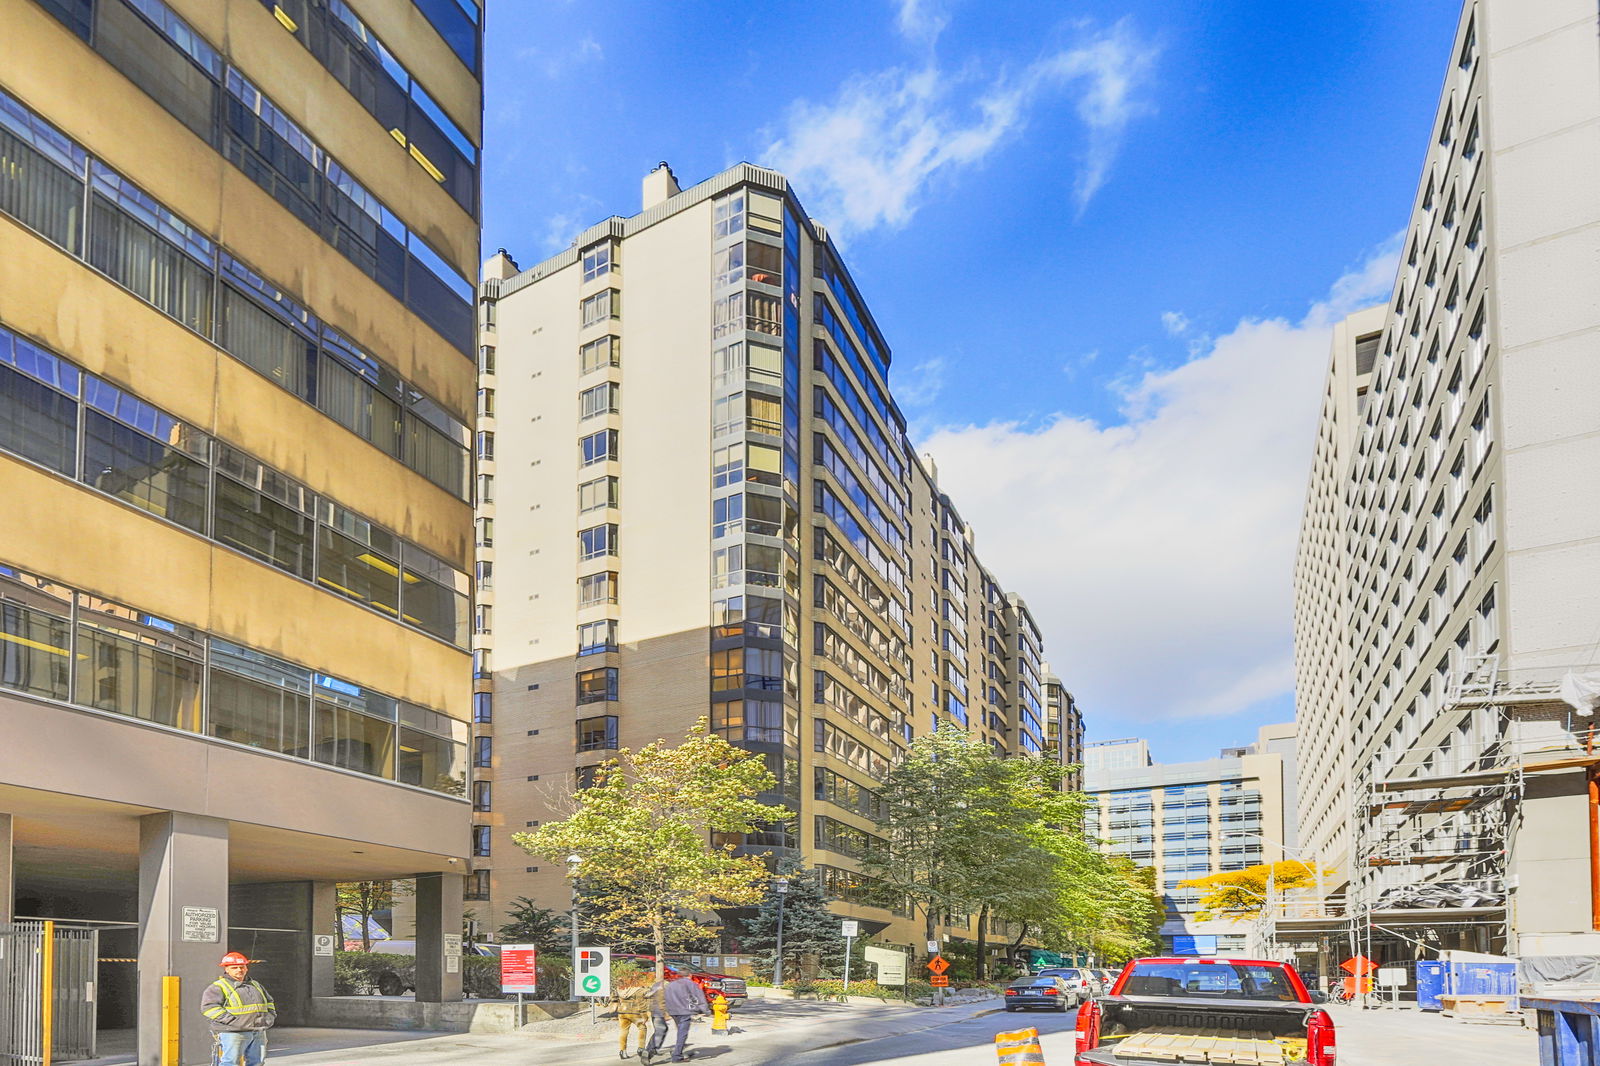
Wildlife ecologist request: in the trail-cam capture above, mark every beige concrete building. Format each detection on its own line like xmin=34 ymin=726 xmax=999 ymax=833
xmin=1291 ymin=0 xmax=1600 ymax=973
xmin=0 ymin=0 xmax=481 ymax=1057
xmin=470 ymin=163 xmax=1064 ymax=954
xmin=1085 ymin=725 xmax=1297 ymax=958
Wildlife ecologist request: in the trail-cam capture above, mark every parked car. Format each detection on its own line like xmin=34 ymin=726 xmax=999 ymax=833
xmin=613 ymin=954 xmax=748 ymax=1002
xmin=1034 ymin=966 xmax=1095 ymax=1005
xmin=1075 ymin=957 xmax=1336 ymax=1065
xmin=1094 ymin=968 xmax=1118 ymax=995
xmin=1004 ymin=975 xmax=1075 ymax=1013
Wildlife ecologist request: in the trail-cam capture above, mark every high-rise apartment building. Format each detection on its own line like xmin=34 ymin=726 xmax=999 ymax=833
xmin=1044 ymin=670 xmax=1085 ymax=789
xmin=1085 ymin=727 xmax=1296 ymax=958
xmin=471 ymin=163 xmax=1063 ymax=952
xmin=1292 ymin=0 xmax=1600 ymax=967
xmin=0 ymin=0 xmax=482 ymax=1056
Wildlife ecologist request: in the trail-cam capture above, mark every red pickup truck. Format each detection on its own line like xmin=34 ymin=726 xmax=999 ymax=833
xmin=1074 ymin=957 xmax=1336 ymax=1066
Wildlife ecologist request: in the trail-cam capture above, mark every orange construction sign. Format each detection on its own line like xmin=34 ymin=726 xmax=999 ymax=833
xmin=930 ymin=974 xmax=950 ymax=987
xmin=927 ymin=955 xmax=950 ymax=975
xmin=995 ymin=1026 xmax=1046 ymax=1064
xmin=1340 ymin=956 xmax=1378 ymax=976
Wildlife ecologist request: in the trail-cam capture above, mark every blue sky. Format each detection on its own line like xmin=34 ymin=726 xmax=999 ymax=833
xmin=481 ymin=0 xmax=1462 ymax=764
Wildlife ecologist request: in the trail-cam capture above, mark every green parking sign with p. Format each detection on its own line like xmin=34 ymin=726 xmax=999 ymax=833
xmin=577 ymin=946 xmax=610 ymax=997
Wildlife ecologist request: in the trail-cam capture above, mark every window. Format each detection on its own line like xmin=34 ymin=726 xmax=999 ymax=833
xmin=473 ymin=735 xmax=492 ymax=767
xmin=478 ymin=388 xmax=494 ymax=418
xmin=81 ymin=399 xmax=210 ymax=535
xmin=317 ymin=521 xmax=400 ymax=617
xmin=475 ymin=430 xmax=493 ymax=460
xmin=578 ymin=619 xmax=618 ymax=656
xmin=580 ymin=429 xmax=618 ymax=467
xmin=471 ymin=826 xmax=491 ymax=857
xmin=472 ymin=691 xmax=492 ymax=723
xmin=477 ymin=473 xmax=493 ymax=504
xmin=713 ymin=192 xmax=744 ymax=239
xmin=580 ymin=335 xmax=620 ymax=373
xmin=464 ymin=868 xmax=491 ymax=900
xmin=312 ymin=692 xmax=396 ymax=779
xmin=478 ymin=344 xmax=496 ymax=374
xmin=474 ymin=604 xmax=491 ymax=634
xmin=476 ymin=516 xmax=493 ymax=546
xmin=580 ymin=289 xmax=619 ymax=327
xmin=576 ymin=667 xmax=618 ymax=704
xmin=581 ymin=242 xmax=613 ymax=282
xmin=579 ymin=381 xmax=620 ymax=420
xmin=472 ymin=780 xmax=491 ymax=811
xmin=398 ymin=705 xmax=467 ymax=794
xmin=578 ymin=476 xmax=619 ymax=513
xmin=475 ymin=560 xmax=492 ymax=590
xmin=576 ymin=715 xmax=619 ymax=752
xmin=712 ymin=698 xmax=791 ymax=744
xmin=0 ymin=332 xmax=80 ymax=476
xmin=413 ymin=0 xmax=481 ymax=72
xmin=213 ymin=469 xmax=315 ymax=579
xmin=208 ymin=641 xmax=310 ymax=757
xmin=578 ymin=523 xmax=618 ymax=561
xmin=578 ymin=571 xmax=618 ymax=606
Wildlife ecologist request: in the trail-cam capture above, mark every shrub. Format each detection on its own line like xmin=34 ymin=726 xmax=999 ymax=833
xmin=333 ymin=951 xmax=414 ymax=996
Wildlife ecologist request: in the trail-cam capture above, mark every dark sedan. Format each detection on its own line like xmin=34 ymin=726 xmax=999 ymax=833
xmin=1003 ymin=975 xmax=1074 ymax=1012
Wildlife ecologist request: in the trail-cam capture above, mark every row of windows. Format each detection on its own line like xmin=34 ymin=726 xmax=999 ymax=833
xmin=0 ymin=563 xmax=466 ymax=792
xmin=710 ymin=697 xmax=795 ymax=745
xmin=0 ymin=325 xmax=469 ymax=647
xmin=252 ymin=0 xmax=478 ymax=214
xmin=0 ymin=89 xmax=471 ymax=498
xmin=22 ymin=0 xmax=474 ymax=351
xmin=814 ymin=814 xmax=884 ymax=861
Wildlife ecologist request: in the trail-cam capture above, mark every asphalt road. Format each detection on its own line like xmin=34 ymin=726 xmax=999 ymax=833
xmin=754 ymin=1001 xmax=1081 ymax=1066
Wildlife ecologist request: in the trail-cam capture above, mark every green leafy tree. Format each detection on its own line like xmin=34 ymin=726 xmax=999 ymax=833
xmin=1179 ymin=861 xmax=1324 ymax=922
xmin=336 ymin=881 xmax=411 ymax=952
xmin=497 ymin=896 xmax=571 ymax=953
xmin=736 ymin=862 xmax=849 ymax=980
xmin=513 ymin=722 xmax=791 ymax=982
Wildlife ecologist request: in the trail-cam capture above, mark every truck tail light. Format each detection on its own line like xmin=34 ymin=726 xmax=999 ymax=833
xmin=1075 ymin=998 xmax=1101 ymax=1064
xmin=1307 ymin=1008 xmax=1336 ymax=1066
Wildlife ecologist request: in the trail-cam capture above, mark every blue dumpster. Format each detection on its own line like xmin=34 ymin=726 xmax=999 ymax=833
xmin=1523 ymin=997 xmax=1600 ymax=1066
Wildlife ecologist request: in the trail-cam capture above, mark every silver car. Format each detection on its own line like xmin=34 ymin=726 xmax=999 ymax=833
xmin=1033 ymin=967 xmax=1094 ymax=1005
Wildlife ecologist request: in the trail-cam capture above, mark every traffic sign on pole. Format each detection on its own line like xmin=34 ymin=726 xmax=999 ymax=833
xmin=927 ymin=955 xmax=950 ymax=975
xmin=501 ymin=945 xmax=539 ymax=994
xmin=577 ymin=946 xmax=611 ymax=997
xmin=930 ymin=974 xmax=950 ymax=987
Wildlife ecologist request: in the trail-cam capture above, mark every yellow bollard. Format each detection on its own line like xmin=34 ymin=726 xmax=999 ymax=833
xmin=995 ymin=1026 xmax=1046 ymax=1065
xmin=162 ymin=976 xmax=182 ymax=1066
xmin=41 ymin=921 xmax=54 ymax=1066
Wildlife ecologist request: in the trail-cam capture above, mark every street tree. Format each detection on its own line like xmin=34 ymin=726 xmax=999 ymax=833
xmin=513 ymin=721 xmax=791 ymax=982
xmin=497 ymin=896 xmax=571 ymax=953
xmin=736 ymin=862 xmax=848 ymax=980
xmin=1179 ymin=861 xmax=1324 ymax=922
xmin=336 ymin=880 xmax=411 ymax=952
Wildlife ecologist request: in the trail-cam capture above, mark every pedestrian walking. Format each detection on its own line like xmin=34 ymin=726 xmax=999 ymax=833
xmin=200 ymin=951 xmax=276 ymax=1066
xmin=614 ymin=975 xmax=652 ymax=1059
xmin=642 ymin=970 xmax=708 ymax=1063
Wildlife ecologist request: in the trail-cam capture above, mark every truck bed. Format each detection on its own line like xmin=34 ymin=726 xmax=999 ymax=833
xmin=1081 ymin=997 xmax=1313 ymax=1066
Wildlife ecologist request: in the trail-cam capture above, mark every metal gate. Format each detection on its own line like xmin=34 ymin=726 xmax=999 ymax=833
xmin=0 ymin=922 xmax=98 ymax=1066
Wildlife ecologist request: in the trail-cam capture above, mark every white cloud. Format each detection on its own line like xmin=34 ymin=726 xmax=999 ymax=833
xmin=917 ymin=240 xmax=1400 ymax=726
xmin=764 ymin=19 xmax=1159 ymax=236
xmin=894 ymin=0 xmax=950 ymax=44
xmin=896 ymin=357 xmax=947 ymax=407
xmin=1160 ymin=310 xmax=1190 ymax=336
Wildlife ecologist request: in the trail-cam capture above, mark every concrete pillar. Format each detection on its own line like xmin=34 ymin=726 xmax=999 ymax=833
xmin=0 ymin=813 xmax=13 ymax=924
xmin=413 ymin=872 xmax=464 ymax=1003
xmin=310 ymin=882 xmax=337 ymax=1000
xmin=137 ymin=813 xmax=229 ymax=1066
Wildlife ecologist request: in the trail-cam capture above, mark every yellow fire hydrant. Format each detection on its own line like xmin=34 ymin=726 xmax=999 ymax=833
xmin=709 ymin=991 xmax=731 ymax=1035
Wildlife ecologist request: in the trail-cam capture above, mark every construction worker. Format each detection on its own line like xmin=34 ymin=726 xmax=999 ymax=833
xmin=200 ymin=951 xmax=277 ymax=1066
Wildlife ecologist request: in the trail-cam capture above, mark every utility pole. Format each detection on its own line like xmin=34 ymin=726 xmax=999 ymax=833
xmin=567 ymin=854 xmax=582 ymax=1001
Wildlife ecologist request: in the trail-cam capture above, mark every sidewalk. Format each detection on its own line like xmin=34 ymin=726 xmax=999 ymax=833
xmin=1326 ymin=1004 xmax=1535 ymax=1066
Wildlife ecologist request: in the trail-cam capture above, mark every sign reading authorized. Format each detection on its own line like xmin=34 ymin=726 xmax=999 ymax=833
xmin=181 ymin=907 xmax=219 ymax=943
xmin=500 ymin=945 xmax=539 ymax=994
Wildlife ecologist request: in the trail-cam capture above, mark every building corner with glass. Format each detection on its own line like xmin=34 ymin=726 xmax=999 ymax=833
xmin=0 ymin=0 xmax=483 ymax=1057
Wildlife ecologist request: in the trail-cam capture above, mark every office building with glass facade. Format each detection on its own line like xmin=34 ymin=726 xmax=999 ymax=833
xmin=0 ymin=0 xmax=482 ymax=1054
xmin=1085 ymin=726 xmax=1296 ymax=956
xmin=469 ymin=163 xmax=1065 ymax=953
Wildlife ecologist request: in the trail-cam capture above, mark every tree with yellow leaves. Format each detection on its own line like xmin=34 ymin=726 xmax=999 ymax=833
xmin=1178 ymin=861 xmax=1326 ymax=922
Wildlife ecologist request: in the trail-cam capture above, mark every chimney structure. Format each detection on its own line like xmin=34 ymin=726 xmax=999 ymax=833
xmin=642 ymin=161 xmax=680 ymax=210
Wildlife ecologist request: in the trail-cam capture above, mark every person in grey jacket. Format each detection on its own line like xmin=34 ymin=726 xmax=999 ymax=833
xmin=643 ymin=971 xmax=709 ymax=1063
xmin=200 ymin=951 xmax=276 ymax=1065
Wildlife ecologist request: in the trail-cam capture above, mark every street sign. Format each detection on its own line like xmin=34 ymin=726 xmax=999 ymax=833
xmin=864 ymin=945 xmax=906 ymax=986
xmin=501 ymin=945 xmax=539 ymax=994
xmin=181 ymin=907 xmax=219 ymax=943
xmin=312 ymin=934 xmax=335 ymax=957
xmin=577 ymin=946 xmax=611 ymax=997
xmin=927 ymin=955 xmax=950 ymax=975
xmin=1376 ymin=967 xmax=1407 ymax=988
xmin=840 ymin=920 xmax=859 ymax=938
xmin=930 ymin=974 xmax=950 ymax=987
xmin=926 ymin=940 xmax=939 ymax=953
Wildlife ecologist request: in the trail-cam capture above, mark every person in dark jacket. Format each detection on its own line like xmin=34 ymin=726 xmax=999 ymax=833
xmin=643 ymin=971 xmax=709 ymax=1063
xmin=200 ymin=951 xmax=276 ymax=1065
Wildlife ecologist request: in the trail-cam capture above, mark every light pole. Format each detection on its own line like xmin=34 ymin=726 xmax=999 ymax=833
xmin=771 ymin=878 xmax=789 ymax=986
xmin=567 ymin=854 xmax=582 ymax=1001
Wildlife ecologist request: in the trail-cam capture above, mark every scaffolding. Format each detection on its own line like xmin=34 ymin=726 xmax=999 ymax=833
xmin=1345 ymin=654 xmax=1593 ymax=996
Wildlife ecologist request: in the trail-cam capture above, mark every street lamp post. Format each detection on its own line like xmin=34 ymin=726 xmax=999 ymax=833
xmin=772 ymin=878 xmax=789 ymax=986
xmin=567 ymin=854 xmax=582 ymax=1002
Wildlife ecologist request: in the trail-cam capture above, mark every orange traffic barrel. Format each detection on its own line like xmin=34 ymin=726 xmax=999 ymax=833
xmin=996 ymin=1026 xmax=1047 ymax=1064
